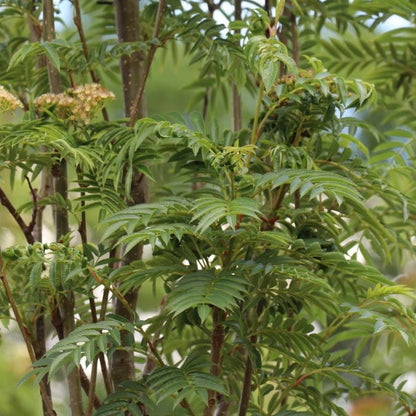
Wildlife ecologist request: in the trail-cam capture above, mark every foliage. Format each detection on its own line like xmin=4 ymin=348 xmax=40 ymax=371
xmin=0 ymin=1 xmax=415 ymax=416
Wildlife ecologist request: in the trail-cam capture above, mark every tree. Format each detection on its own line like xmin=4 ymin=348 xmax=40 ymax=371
xmin=0 ymin=1 xmax=415 ymax=416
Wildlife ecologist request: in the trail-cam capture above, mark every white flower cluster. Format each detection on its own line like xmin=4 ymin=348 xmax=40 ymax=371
xmin=0 ymin=85 xmax=23 ymax=112
xmin=34 ymin=83 xmax=115 ymax=123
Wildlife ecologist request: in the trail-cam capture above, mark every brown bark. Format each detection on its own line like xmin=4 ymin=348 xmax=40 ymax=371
xmin=203 ymin=308 xmax=225 ymax=416
xmin=111 ymin=0 xmax=147 ymax=391
xmin=237 ymin=300 xmax=265 ymax=416
xmin=43 ymin=1 xmax=83 ymax=414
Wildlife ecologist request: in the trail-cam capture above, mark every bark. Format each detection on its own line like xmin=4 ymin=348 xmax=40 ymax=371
xmin=111 ymin=0 xmax=147 ymax=391
xmin=73 ymin=0 xmax=109 ymax=121
xmin=43 ymin=1 xmax=83 ymax=414
xmin=114 ymin=0 xmax=146 ymax=119
xmin=237 ymin=300 xmax=265 ymax=416
xmin=0 ymin=187 xmax=34 ymax=244
xmin=0 ymin=272 xmax=56 ymax=416
xmin=42 ymin=0 xmax=62 ymax=94
xmin=203 ymin=308 xmax=225 ymax=416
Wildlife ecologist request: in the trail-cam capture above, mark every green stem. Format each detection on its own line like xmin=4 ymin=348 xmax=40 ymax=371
xmin=246 ymin=81 xmax=264 ymax=167
xmin=250 ymin=81 xmax=264 ymax=146
xmin=272 ymin=310 xmax=359 ymax=412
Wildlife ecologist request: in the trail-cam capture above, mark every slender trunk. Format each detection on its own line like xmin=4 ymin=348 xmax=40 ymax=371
xmin=28 ymin=5 xmax=54 ymax=413
xmin=111 ymin=0 xmax=147 ymax=390
xmin=43 ymin=2 xmax=83 ymax=414
xmin=237 ymin=300 xmax=265 ymax=416
xmin=42 ymin=0 xmax=61 ymax=93
xmin=238 ymin=357 xmax=253 ymax=416
xmin=52 ymin=159 xmax=83 ymax=415
xmin=203 ymin=307 xmax=225 ymax=416
xmin=114 ymin=0 xmax=146 ymax=120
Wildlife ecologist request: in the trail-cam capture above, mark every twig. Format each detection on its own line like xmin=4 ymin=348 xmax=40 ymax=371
xmin=98 ymin=286 xmax=113 ymax=394
xmin=76 ymin=171 xmax=88 ymax=244
xmin=86 ymin=358 xmax=99 ymax=415
xmin=128 ymin=0 xmax=167 ymax=126
xmin=73 ymin=0 xmax=109 ymax=121
xmin=85 ymin=296 xmax=102 ymax=412
xmin=25 ymin=175 xmax=38 ymax=235
xmin=0 ymin=187 xmax=34 ymax=244
xmin=0 ymin=272 xmax=56 ymax=416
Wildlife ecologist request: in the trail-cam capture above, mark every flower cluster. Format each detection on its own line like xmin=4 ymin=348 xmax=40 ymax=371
xmin=0 ymin=85 xmax=23 ymax=112
xmin=34 ymin=83 xmax=115 ymax=123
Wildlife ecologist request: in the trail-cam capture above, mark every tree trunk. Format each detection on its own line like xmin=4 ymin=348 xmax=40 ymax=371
xmin=42 ymin=1 xmax=83 ymax=414
xmin=111 ymin=0 xmax=148 ymax=390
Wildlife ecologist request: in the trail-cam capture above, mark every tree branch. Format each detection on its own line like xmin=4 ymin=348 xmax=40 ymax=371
xmin=0 ymin=187 xmax=34 ymax=244
xmin=204 ymin=307 xmax=225 ymax=416
xmin=237 ymin=300 xmax=265 ymax=416
xmin=43 ymin=1 xmax=83 ymax=414
xmin=128 ymin=0 xmax=167 ymax=127
xmin=25 ymin=175 xmax=38 ymax=236
xmin=73 ymin=0 xmax=109 ymax=121
xmin=0 ymin=271 xmax=56 ymax=416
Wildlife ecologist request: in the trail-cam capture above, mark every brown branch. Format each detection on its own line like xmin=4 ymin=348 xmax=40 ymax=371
xmin=76 ymin=170 xmax=88 ymax=244
xmin=99 ymin=285 xmax=113 ymax=394
xmin=238 ymin=356 xmax=253 ymax=416
xmin=237 ymin=300 xmax=265 ymax=416
xmin=51 ymin=293 xmax=101 ymax=409
xmin=203 ymin=307 xmax=225 ymax=416
xmin=44 ymin=5 xmax=81 ymax=411
xmin=43 ymin=0 xmax=62 ymax=93
xmin=0 ymin=272 xmax=56 ymax=416
xmin=27 ymin=6 xmax=51 ymax=409
xmin=85 ymin=296 xmax=102 ymax=413
xmin=205 ymin=0 xmax=225 ymax=15
xmin=128 ymin=0 xmax=167 ymax=126
xmin=85 ymin=362 xmax=99 ymax=415
xmin=288 ymin=0 xmax=299 ymax=65
xmin=264 ymin=0 xmax=271 ymax=17
xmin=73 ymin=0 xmax=109 ymax=121
xmin=0 ymin=187 xmax=34 ymax=244
xmin=25 ymin=175 xmax=38 ymax=235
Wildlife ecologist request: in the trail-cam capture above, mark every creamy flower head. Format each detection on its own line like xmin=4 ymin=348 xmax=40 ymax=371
xmin=34 ymin=83 xmax=115 ymax=123
xmin=0 ymin=85 xmax=23 ymax=112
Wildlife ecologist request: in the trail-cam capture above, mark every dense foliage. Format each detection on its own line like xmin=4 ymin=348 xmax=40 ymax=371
xmin=0 ymin=1 xmax=416 ymax=416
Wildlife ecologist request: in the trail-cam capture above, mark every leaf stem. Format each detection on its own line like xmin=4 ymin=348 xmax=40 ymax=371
xmin=246 ymin=81 xmax=264 ymax=167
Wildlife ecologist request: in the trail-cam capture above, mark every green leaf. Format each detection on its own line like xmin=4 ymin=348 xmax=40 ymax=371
xmin=192 ymin=196 xmax=261 ymax=232
xmin=261 ymin=60 xmax=279 ymax=91
xmin=168 ymin=270 xmax=247 ymax=315
xmin=42 ymin=42 xmax=60 ymax=71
